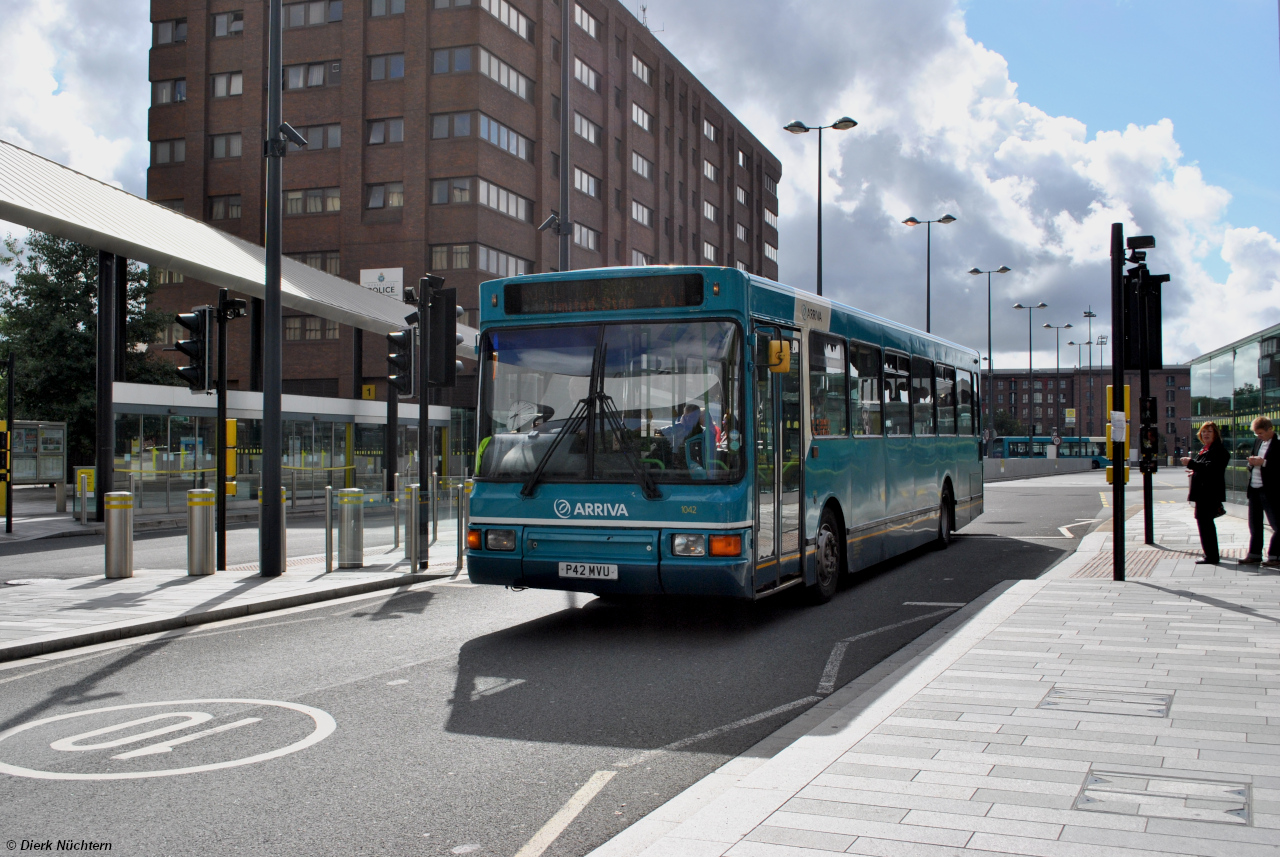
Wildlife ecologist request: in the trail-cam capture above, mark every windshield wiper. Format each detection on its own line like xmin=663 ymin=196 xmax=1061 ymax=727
xmin=595 ymin=390 xmax=662 ymax=500
xmin=519 ymin=394 xmax=592 ymax=498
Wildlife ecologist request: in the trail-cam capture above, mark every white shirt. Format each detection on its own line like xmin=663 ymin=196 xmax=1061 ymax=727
xmin=1252 ymin=439 xmax=1271 ymax=488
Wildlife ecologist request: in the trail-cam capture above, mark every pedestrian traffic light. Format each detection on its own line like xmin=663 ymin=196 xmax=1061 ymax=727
xmin=174 ymin=306 xmax=213 ymax=392
xmin=427 ymin=287 xmax=465 ymax=388
xmin=387 ymin=328 xmax=414 ymax=396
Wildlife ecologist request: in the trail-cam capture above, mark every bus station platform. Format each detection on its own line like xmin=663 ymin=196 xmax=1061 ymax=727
xmin=595 ymin=502 xmax=1280 ymax=857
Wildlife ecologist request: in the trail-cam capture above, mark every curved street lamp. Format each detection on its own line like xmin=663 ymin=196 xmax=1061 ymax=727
xmin=1012 ymin=301 xmax=1047 ymax=433
xmin=904 ymin=214 xmax=956 ymax=333
xmin=784 ymin=117 xmax=858 ymax=297
xmin=1044 ymin=322 xmax=1074 ymax=435
xmin=968 ymin=265 xmax=1011 ymax=430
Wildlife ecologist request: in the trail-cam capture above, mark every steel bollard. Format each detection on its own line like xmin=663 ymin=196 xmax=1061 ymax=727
xmin=258 ymin=486 xmax=287 ymax=571
xmin=79 ymin=473 xmax=89 ymax=525
xmin=325 ymin=485 xmax=334 ymax=573
xmin=187 ymin=488 xmax=215 ymax=575
xmin=406 ymin=484 xmax=420 ymax=569
xmin=337 ymin=488 xmax=364 ymax=569
xmin=104 ymin=491 xmax=133 ymax=579
xmin=456 ymin=486 xmax=465 ymax=572
xmin=393 ymin=473 xmax=401 ymax=549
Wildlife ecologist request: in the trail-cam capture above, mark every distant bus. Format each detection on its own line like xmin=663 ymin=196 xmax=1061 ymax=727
xmin=465 ymin=266 xmax=984 ymax=603
xmin=994 ymin=436 xmax=1108 ymax=468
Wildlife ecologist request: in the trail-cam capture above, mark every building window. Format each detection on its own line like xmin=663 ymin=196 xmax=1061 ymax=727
xmin=632 ymin=200 xmax=653 ymax=228
xmin=574 ymin=3 xmax=598 ymax=37
xmin=764 ymin=174 xmax=777 ymax=195
xmin=476 ymin=0 xmax=534 ymax=39
xmin=285 ymin=317 xmax=303 ymax=341
xmin=573 ymin=112 xmax=600 ymax=145
xmin=479 ymin=114 xmax=531 ymax=160
xmin=153 ymin=139 xmax=186 ymax=165
xmin=370 ymin=0 xmax=404 ymax=15
xmin=631 ymin=151 xmax=653 ymax=180
xmin=573 ymin=222 xmax=599 ymax=251
xmin=703 ymin=201 xmax=719 ymax=223
xmin=366 ymin=182 xmax=404 ymax=209
xmin=764 ymin=242 xmax=778 ymax=263
xmin=213 ymin=12 xmax=244 ymax=37
xmin=736 ymin=223 xmax=749 ymax=243
xmin=631 ymin=249 xmax=654 ymax=266
xmin=211 ymin=72 xmax=244 ymax=98
xmin=153 ymin=79 xmax=186 ymax=105
xmin=285 ymin=187 xmax=341 ymax=214
xmin=631 ymin=103 xmax=652 ymax=133
xmin=738 ymin=149 xmax=749 ymax=168
xmin=478 ymin=178 xmax=531 ymax=221
xmin=703 ymin=160 xmax=719 ymax=183
xmin=574 ymin=57 xmax=599 ymax=92
xmin=210 ymin=134 xmax=242 ymax=159
xmin=765 ymin=209 xmax=778 ymax=229
xmin=736 ymin=186 xmax=749 ymax=206
xmin=702 ymin=241 xmax=718 ymax=263
xmin=1167 ymin=375 xmax=1176 ymax=387
xmin=997 ymin=381 xmax=1004 ymax=389
xmin=997 ymin=394 xmax=1004 ymax=404
xmin=209 ymin=195 xmax=242 ymax=220
xmin=155 ymin=19 xmax=187 ymax=45
xmin=287 ymin=61 xmax=340 ymax=88
xmin=574 ymin=168 xmax=599 ymax=198
xmin=156 ymin=199 xmax=185 ymax=213
xmin=429 ymin=113 xmax=466 ymax=140
xmin=1033 ymin=380 xmax=1042 ymax=389
xmin=371 ymin=117 xmax=407 ymax=144
xmin=287 ymin=251 xmax=341 ymax=275
xmin=431 ymin=178 xmax=473 ymax=204
xmin=703 ymin=119 xmax=717 ymax=142
xmin=480 ymin=49 xmax=531 ymax=99
xmin=370 ymin=54 xmax=405 ymax=80
xmin=285 ymin=1 xmax=342 ymax=26
xmin=478 ymin=244 xmax=530 ymax=277
xmin=1168 ymin=422 xmax=1176 ymax=434
xmin=631 ymin=54 xmax=652 ymax=85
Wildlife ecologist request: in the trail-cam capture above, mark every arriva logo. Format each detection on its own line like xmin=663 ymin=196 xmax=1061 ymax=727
xmin=553 ymin=500 xmax=629 ymax=519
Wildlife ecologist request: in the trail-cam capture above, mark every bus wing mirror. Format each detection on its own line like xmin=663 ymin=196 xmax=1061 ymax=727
xmin=768 ymin=339 xmax=790 ymax=374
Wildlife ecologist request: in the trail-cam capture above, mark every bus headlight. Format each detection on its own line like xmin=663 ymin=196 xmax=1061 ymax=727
xmin=485 ymin=529 xmax=517 ymax=551
xmin=672 ymin=534 xmax=706 ymax=556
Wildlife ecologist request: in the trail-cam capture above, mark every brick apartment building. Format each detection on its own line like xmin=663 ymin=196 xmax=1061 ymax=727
xmin=144 ymin=0 xmax=782 ymax=414
xmin=984 ymin=365 xmax=1194 ymax=452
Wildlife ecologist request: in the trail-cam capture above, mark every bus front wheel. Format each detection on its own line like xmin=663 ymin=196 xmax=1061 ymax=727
xmin=936 ymin=492 xmax=955 ymax=549
xmin=809 ymin=508 xmax=844 ymax=603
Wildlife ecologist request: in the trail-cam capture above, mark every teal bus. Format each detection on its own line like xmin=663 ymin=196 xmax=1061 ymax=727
xmin=466 ymin=267 xmax=984 ymax=602
xmin=995 ymin=436 xmax=1108 ymax=468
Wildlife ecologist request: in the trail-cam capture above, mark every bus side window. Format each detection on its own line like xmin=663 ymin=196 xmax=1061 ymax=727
xmin=957 ymin=370 xmax=974 ymax=435
xmin=883 ymin=351 xmax=910 ymax=436
xmin=936 ymin=364 xmax=956 ymax=434
xmin=808 ymin=333 xmax=848 ymax=436
xmin=910 ymin=355 xmax=935 ymax=436
xmin=850 ymin=342 xmax=882 ymax=436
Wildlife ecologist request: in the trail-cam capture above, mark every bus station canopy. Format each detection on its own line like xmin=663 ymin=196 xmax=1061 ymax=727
xmin=0 ymin=138 xmax=476 ymax=347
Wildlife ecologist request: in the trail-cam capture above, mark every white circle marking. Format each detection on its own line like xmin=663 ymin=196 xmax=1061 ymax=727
xmin=0 ymin=698 xmax=335 ymax=781
xmin=553 ymin=499 xmax=571 ymax=518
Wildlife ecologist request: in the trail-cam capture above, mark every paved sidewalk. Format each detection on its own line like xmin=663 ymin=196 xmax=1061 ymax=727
xmin=0 ymin=544 xmax=464 ymax=662
xmin=596 ymin=502 xmax=1280 ymax=857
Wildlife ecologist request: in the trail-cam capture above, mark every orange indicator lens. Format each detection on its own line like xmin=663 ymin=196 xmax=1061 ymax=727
xmin=709 ymin=534 xmax=742 ymax=557
xmin=466 ymin=529 xmax=482 ymax=550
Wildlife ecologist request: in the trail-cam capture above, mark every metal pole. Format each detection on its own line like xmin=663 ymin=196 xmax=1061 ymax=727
xmin=456 ymin=485 xmax=464 ymax=572
xmin=407 ymin=483 xmax=420 ymax=568
xmin=1110 ymin=223 xmax=1126 ymax=582
xmin=260 ymin=0 xmax=284 ymax=577
xmin=925 ymin=220 xmax=932 ymax=333
xmin=325 ymin=484 xmax=333 ymax=572
xmin=386 ymin=382 xmax=398 ymax=495
xmin=1139 ymin=271 xmax=1154 ymax=546
xmin=216 ymin=288 xmax=228 ymax=570
xmin=352 ymin=327 xmax=363 ymax=399
xmin=393 ymin=471 xmax=401 ymax=549
xmin=79 ymin=472 xmax=88 ymax=526
xmin=816 ymin=126 xmax=823 ymax=297
xmin=986 ymin=272 xmax=992 ymax=441
xmin=5 ymin=351 xmax=12 ymax=534
xmin=558 ymin=0 xmax=571 ymax=271
xmin=104 ymin=491 xmax=133 ymax=579
xmin=95 ymin=251 xmax=116 ymax=524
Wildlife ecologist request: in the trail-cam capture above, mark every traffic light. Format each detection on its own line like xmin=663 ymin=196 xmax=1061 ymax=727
xmin=427 ymin=287 xmax=465 ymax=388
xmin=174 ymin=306 xmax=213 ymax=391
xmin=1139 ymin=425 xmax=1160 ymax=474
xmin=387 ymin=328 xmax=414 ymax=395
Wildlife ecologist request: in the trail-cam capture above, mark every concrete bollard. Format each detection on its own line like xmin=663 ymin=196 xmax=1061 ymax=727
xmin=104 ymin=491 xmax=133 ymax=579
xmin=258 ymin=486 xmax=287 ymax=571
xmin=406 ymin=484 xmax=420 ymax=569
xmin=337 ymin=488 xmax=364 ymax=569
xmin=187 ymin=488 xmax=215 ymax=576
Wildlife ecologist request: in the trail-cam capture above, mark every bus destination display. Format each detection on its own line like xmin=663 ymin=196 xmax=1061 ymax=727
xmin=505 ymin=273 xmax=703 ymax=315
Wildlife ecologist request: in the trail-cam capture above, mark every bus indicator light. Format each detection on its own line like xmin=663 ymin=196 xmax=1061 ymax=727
xmin=466 ymin=529 xmax=482 ymax=550
xmin=709 ymin=535 xmax=743 ymax=557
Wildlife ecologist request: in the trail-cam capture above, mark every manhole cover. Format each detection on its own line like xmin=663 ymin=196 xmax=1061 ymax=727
xmin=1076 ymin=770 xmax=1249 ymax=824
xmin=1039 ymin=686 xmax=1171 ymax=717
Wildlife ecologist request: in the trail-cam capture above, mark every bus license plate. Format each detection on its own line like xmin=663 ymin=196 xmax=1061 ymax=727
xmin=558 ymin=562 xmax=619 ymax=580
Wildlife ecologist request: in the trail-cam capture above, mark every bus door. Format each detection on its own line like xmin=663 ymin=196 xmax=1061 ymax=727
xmin=753 ymin=329 xmax=804 ymax=592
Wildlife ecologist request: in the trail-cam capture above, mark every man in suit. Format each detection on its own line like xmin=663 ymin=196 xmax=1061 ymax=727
xmin=1243 ymin=416 xmax=1280 ymax=566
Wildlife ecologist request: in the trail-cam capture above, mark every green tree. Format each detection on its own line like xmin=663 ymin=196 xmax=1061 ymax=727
xmin=992 ymin=408 xmax=1025 ymax=437
xmin=0 ymin=231 xmax=179 ymax=468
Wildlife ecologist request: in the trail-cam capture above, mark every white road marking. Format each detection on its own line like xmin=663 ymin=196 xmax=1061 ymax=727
xmin=512 ymin=770 xmax=616 ymax=857
xmin=51 ymin=712 xmax=212 ymax=752
xmin=614 ymin=695 xmax=821 ymax=769
xmin=902 ymin=602 xmax=965 ymax=607
xmin=470 ymin=676 xmax=526 ymax=701
xmin=112 ymin=717 xmax=261 ymax=759
xmin=386 ymin=679 xmax=409 ymax=686
xmin=816 ymin=608 xmax=956 ymax=694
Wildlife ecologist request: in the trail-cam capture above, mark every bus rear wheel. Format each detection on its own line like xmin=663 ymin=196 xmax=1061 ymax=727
xmin=809 ymin=508 xmax=844 ymax=603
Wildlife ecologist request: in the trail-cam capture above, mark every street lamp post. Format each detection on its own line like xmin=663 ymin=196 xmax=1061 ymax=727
xmin=1083 ymin=308 xmax=1098 ymax=434
xmin=903 ymin=214 xmax=957 ymax=333
xmin=1012 ymin=301 xmax=1046 ymax=434
xmin=1044 ymin=322 xmax=1073 ymax=436
xmin=784 ymin=117 xmax=858 ymax=297
xmin=968 ymin=266 xmax=1011 ymax=433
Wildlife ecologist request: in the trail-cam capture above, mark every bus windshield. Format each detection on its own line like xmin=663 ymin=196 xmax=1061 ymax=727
xmin=478 ymin=320 xmax=745 ymax=484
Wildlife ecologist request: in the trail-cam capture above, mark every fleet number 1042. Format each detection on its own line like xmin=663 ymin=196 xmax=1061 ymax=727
xmin=681 ymin=505 xmax=697 ymax=514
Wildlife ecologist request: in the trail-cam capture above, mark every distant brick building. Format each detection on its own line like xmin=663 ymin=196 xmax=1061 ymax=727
xmin=145 ymin=0 xmax=782 ymax=416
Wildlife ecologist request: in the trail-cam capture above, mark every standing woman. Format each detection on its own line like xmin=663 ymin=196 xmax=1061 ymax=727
xmin=1182 ymin=421 xmax=1229 ymax=564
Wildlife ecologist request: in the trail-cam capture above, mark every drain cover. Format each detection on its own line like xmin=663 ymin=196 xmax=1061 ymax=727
xmin=1076 ymin=770 xmax=1250 ymax=824
xmin=1039 ymin=686 xmax=1171 ymax=717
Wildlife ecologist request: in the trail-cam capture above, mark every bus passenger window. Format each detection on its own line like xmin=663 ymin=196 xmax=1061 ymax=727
xmin=957 ymin=370 xmax=975 ymax=435
xmin=911 ymin=356 xmax=935 ymax=435
xmin=808 ymin=334 xmax=847 ymax=436
xmin=850 ymin=342 xmax=882 ymax=435
xmin=883 ymin=352 xmax=910 ymax=436
xmin=936 ymin=365 xmax=956 ymax=434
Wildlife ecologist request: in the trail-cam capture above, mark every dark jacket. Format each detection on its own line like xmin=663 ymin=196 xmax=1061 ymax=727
xmin=1187 ymin=440 xmax=1228 ymax=507
xmin=1248 ymin=434 xmax=1280 ymax=504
